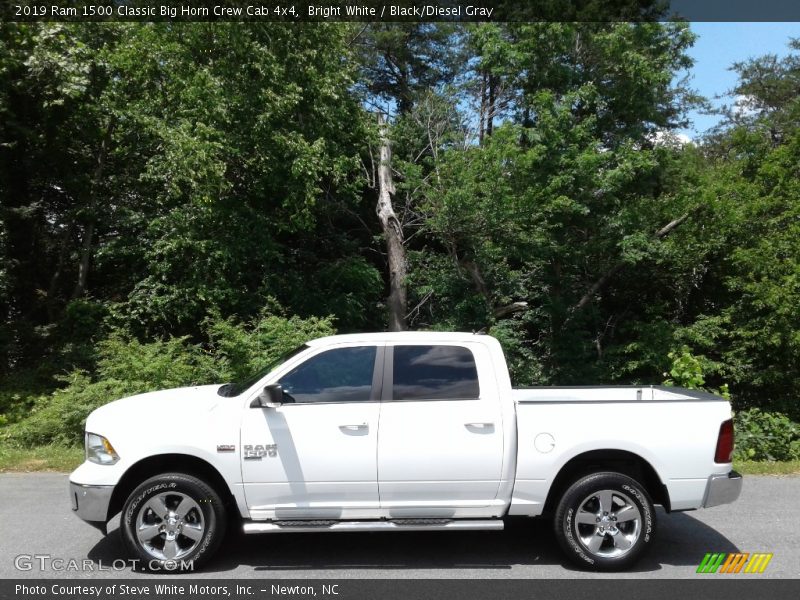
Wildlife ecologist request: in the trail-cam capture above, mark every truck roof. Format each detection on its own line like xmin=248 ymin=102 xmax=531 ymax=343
xmin=306 ymin=331 xmax=487 ymax=346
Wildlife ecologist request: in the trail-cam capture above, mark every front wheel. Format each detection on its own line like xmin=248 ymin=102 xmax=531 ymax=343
xmin=121 ymin=472 xmax=227 ymax=572
xmin=554 ymin=471 xmax=656 ymax=571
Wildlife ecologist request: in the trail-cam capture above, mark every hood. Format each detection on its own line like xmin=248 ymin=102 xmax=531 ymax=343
xmin=85 ymin=384 xmax=227 ymax=438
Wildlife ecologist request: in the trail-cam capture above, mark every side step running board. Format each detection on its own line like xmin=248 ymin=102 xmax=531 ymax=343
xmin=243 ymin=519 xmax=504 ymax=534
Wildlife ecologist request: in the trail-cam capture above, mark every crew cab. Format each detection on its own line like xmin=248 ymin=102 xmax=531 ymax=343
xmin=69 ymin=332 xmax=741 ymax=571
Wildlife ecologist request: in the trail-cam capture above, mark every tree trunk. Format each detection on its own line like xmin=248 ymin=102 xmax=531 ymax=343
xmin=478 ymin=71 xmax=488 ymax=144
xmin=71 ymin=220 xmax=94 ymax=299
xmin=376 ymin=113 xmax=407 ymax=331
xmin=572 ymin=213 xmax=690 ymax=313
xmin=46 ymin=220 xmax=75 ymax=318
xmin=493 ymin=301 xmax=529 ymax=319
xmin=486 ymin=74 xmax=496 ymax=137
xmin=71 ymin=121 xmax=113 ymax=299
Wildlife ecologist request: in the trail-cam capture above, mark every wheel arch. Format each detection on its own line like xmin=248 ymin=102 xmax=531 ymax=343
xmin=543 ymin=449 xmax=670 ymax=515
xmin=107 ymin=453 xmax=237 ymax=521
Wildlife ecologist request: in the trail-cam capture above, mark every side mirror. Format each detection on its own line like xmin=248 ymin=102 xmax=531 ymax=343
xmin=251 ymin=383 xmax=284 ymax=408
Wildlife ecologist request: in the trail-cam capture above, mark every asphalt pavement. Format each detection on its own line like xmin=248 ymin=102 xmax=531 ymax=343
xmin=0 ymin=473 xmax=798 ymax=579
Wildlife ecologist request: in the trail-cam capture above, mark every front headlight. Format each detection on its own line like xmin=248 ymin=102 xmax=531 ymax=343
xmin=85 ymin=432 xmax=120 ymax=465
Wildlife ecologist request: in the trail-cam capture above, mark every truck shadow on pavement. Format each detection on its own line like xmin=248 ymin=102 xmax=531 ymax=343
xmin=88 ymin=509 xmax=739 ymax=574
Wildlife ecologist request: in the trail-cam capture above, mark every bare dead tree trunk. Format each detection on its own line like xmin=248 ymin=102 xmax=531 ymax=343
xmin=376 ymin=113 xmax=407 ymax=331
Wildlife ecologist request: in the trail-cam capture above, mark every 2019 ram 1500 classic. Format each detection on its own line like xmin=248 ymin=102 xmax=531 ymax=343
xmin=69 ymin=332 xmax=742 ymax=571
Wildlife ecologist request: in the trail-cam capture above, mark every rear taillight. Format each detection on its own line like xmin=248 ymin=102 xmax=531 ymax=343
xmin=714 ymin=419 xmax=734 ymax=463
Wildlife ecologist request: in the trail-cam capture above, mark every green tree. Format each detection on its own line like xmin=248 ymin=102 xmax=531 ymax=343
xmin=408 ymin=22 xmax=701 ymax=384
xmin=355 ymin=23 xmax=463 ymax=115
xmin=105 ymin=24 xmax=378 ymax=335
xmin=0 ymin=23 xmax=122 ymax=372
xmin=0 ymin=22 xmax=383 ymax=377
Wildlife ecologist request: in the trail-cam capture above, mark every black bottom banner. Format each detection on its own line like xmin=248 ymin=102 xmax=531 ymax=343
xmin=2 ymin=579 xmax=799 ymax=600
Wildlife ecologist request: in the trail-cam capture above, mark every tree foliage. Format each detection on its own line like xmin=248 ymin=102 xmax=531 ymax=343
xmin=1 ymin=22 xmax=799 ymax=446
xmin=1 ymin=311 xmax=334 ymax=447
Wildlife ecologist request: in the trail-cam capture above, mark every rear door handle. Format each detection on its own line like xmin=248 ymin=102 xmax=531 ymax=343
xmin=339 ymin=423 xmax=368 ymax=431
xmin=465 ymin=422 xmax=494 ymax=428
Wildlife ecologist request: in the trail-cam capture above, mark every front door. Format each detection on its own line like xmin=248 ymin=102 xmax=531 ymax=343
xmin=241 ymin=344 xmax=382 ymax=520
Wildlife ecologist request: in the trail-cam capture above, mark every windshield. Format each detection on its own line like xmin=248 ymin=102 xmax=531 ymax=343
xmin=217 ymin=344 xmax=308 ymax=397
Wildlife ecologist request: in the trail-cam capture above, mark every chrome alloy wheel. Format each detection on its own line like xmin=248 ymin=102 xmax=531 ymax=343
xmin=573 ymin=489 xmax=642 ymax=558
xmin=135 ymin=491 xmax=205 ymax=560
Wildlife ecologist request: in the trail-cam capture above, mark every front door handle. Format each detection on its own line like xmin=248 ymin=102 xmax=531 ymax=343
xmin=339 ymin=423 xmax=368 ymax=431
xmin=465 ymin=422 xmax=494 ymax=429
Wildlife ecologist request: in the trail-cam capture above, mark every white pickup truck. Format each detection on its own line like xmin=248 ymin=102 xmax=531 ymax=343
xmin=69 ymin=332 xmax=741 ymax=571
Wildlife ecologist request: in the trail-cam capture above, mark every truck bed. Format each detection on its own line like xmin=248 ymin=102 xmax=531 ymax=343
xmin=512 ymin=385 xmax=724 ymax=403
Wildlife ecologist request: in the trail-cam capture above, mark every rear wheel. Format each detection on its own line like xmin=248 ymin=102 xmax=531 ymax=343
xmin=121 ymin=472 xmax=226 ymax=572
xmin=554 ymin=471 xmax=656 ymax=571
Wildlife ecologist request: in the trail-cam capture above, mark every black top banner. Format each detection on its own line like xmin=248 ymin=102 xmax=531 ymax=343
xmin=3 ymin=0 xmax=800 ymax=22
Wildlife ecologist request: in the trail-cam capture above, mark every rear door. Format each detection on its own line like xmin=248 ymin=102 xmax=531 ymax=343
xmin=376 ymin=342 xmax=505 ymax=517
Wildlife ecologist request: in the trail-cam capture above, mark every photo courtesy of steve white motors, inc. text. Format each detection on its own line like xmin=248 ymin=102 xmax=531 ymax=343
xmin=13 ymin=583 xmax=337 ymax=597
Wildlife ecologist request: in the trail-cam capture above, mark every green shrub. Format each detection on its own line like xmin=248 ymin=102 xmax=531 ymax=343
xmin=490 ymin=319 xmax=547 ymax=386
xmin=2 ymin=374 xmax=129 ymax=447
xmin=0 ymin=370 xmax=48 ymax=426
xmin=205 ymin=310 xmax=336 ymax=384
xmin=2 ymin=311 xmax=336 ymax=448
xmin=94 ymin=332 xmax=221 ymax=390
xmin=663 ymin=345 xmax=730 ymax=399
xmin=53 ymin=299 xmax=109 ymax=371
xmin=1 ymin=331 xmax=219 ymax=448
xmin=734 ymin=408 xmax=800 ymax=462
xmin=663 ymin=346 xmax=706 ymax=389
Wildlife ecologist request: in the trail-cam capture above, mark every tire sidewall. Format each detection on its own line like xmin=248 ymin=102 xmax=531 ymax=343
xmin=121 ymin=473 xmax=226 ymax=572
xmin=555 ymin=472 xmax=656 ymax=571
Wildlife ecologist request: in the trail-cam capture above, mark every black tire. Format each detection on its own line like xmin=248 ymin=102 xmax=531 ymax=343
xmin=121 ymin=472 xmax=227 ymax=572
xmin=553 ymin=471 xmax=656 ymax=571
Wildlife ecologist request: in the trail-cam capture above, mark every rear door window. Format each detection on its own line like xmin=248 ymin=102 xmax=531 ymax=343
xmin=391 ymin=345 xmax=480 ymax=400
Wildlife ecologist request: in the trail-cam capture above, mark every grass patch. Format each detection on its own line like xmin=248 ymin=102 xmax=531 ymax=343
xmin=734 ymin=459 xmax=800 ymax=475
xmin=0 ymin=444 xmax=84 ymax=472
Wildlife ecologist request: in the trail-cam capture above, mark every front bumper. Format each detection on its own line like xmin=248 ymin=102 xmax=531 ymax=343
xmin=702 ymin=470 xmax=743 ymax=508
xmin=69 ymin=481 xmax=114 ymax=533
